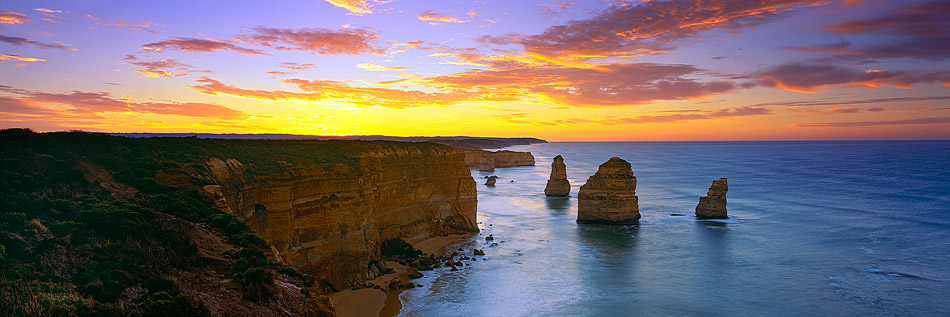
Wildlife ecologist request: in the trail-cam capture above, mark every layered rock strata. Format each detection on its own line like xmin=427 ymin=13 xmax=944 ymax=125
xmin=695 ymin=178 xmax=728 ymax=219
xmin=576 ymin=157 xmax=640 ymax=224
xmin=544 ymin=155 xmax=570 ymax=197
xmin=464 ymin=150 xmax=535 ymax=171
xmin=206 ymin=143 xmax=478 ymax=289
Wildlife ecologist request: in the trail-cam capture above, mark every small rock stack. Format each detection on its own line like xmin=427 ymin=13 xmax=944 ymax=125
xmin=695 ymin=178 xmax=728 ymax=219
xmin=576 ymin=157 xmax=640 ymax=224
xmin=544 ymin=155 xmax=571 ymax=197
xmin=484 ymin=175 xmax=497 ymax=186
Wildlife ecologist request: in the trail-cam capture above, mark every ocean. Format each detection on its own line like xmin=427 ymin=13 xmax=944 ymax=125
xmin=397 ymin=141 xmax=950 ymax=316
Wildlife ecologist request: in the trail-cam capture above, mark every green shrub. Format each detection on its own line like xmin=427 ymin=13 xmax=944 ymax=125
xmin=50 ymin=221 xmax=80 ymax=238
xmin=235 ymin=232 xmax=268 ymax=249
xmin=135 ymin=291 xmax=209 ymax=317
xmin=0 ymin=244 xmax=5 ymax=261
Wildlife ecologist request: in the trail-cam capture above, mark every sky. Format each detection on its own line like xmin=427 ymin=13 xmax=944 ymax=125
xmin=1 ymin=0 xmax=948 ymax=141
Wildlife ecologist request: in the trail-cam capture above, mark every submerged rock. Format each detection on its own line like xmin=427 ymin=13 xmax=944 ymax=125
xmin=576 ymin=157 xmax=640 ymax=224
xmin=484 ymin=176 xmax=498 ymax=186
xmin=544 ymin=155 xmax=571 ymax=197
xmin=695 ymin=178 xmax=728 ymax=219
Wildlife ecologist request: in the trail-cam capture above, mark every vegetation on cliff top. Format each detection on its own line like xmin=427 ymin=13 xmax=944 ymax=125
xmin=0 ymin=129 xmax=405 ymax=315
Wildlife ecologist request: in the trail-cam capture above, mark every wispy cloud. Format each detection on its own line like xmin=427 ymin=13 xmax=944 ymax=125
xmin=789 ymin=1 xmax=950 ymax=60
xmin=749 ymin=96 xmax=950 ymax=108
xmin=540 ymin=1 xmax=577 ymax=17
xmin=237 ymin=26 xmax=383 ymax=55
xmin=504 ymin=106 xmax=771 ymax=127
xmin=793 ymin=117 xmax=950 ymax=127
xmin=190 ymin=77 xmax=506 ymax=109
xmin=0 ymin=54 xmax=45 ymax=62
xmin=142 ymin=37 xmax=265 ymax=54
xmin=759 ymin=63 xmax=950 ymax=92
xmin=0 ymin=34 xmax=76 ymax=50
xmin=324 ymin=0 xmax=388 ymax=16
xmin=417 ymin=10 xmax=469 ymax=25
xmin=0 ymin=85 xmax=245 ymax=118
xmin=421 ymin=62 xmax=738 ymax=107
xmin=124 ymin=54 xmax=210 ymax=77
xmin=522 ymin=0 xmax=827 ymax=63
xmin=357 ymin=63 xmax=409 ymax=71
xmin=0 ymin=11 xmax=29 ymax=25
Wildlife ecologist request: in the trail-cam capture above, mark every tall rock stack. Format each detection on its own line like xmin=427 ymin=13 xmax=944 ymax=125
xmin=576 ymin=157 xmax=640 ymax=224
xmin=544 ymin=155 xmax=571 ymax=197
xmin=695 ymin=178 xmax=728 ymax=219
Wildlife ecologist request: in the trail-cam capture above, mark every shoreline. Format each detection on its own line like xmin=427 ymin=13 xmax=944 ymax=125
xmin=330 ymin=233 xmax=474 ymax=316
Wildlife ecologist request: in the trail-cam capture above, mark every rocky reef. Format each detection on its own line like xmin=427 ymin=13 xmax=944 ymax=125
xmin=576 ymin=157 xmax=640 ymax=224
xmin=544 ymin=155 xmax=571 ymax=197
xmin=207 ymin=142 xmax=478 ymax=289
xmin=464 ymin=150 xmax=535 ymax=172
xmin=695 ymin=178 xmax=728 ymax=219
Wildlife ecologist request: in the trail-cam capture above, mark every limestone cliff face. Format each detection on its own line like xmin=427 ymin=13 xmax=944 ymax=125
xmin=577 ymin=157 xmax=640 ymax=224
xmin=544 ymin=155 xmax=570 ymax=197
xmin=695 ymin=178 xmax=728 ymax=219
xmin=464 ymin=150 xmax=535 ymax=171
xmin=206 ymin=144 xmax=477 ymax=288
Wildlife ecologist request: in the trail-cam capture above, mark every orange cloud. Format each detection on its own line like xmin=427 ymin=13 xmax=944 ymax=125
xmin=759 ymin=63 xmax=950 ymax=92
xmin=0 ymin=85 xmax=244 ymax=118
xmin=357 ymin=63 xmax=409 ymax=71
xmin=0 ymin=11 xmax=29 ymax=25
xmin=190 ymin=77 xmax=496 ymax=109
xmin=417 ymin=10 xmax=469 ymax=24
xmin=142 ymin=37 xmax=265 ymax=54
xmin=0 ymin=34 xmax=75 ymax=50
xmin=237 ymin=26 xmax=383 ymax=55
xmin=324 ymin=0 xmax=387 ymax=15
xmin=0 ymin=54 xmax=45 ymax=62
xmin=750 ymin=96 xmax=950 ymax=108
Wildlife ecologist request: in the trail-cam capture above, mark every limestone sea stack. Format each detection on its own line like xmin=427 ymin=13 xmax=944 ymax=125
xmin=485 ymin=175 xmax=498 ymax=186
xmin=544 ymin=155 xmax=570 ymax=197
xmin=576 ymin=157 xmax=640 ymax=224
xmin=695 ymin=178 xmax=728 ymax=219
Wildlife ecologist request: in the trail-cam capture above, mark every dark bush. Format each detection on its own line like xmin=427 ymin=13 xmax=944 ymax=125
xmin=50 ymin=221 xmax=80 ymax=238
xmin=381 ymin=238 xmax=421 ymax=258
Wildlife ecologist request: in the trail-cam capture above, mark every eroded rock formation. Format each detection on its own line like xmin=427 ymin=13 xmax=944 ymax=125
xmin=464 ymin=150 xmax=535 ymax=171
xmin=206 ymin=143 xmax=478 ymax=289
xmin=577 ymin=157 xmax=640 ymax=224
xmin=485 ymin=175 xmax=497 ymax=186
xmin=695 ymin=178 xmax=728 ymax=219
xmin=544 ymin=155 xmax=570 ymax=197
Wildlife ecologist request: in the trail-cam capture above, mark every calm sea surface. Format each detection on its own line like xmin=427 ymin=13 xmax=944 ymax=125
xmin=398 ymin=141 xmax=950 ymax=316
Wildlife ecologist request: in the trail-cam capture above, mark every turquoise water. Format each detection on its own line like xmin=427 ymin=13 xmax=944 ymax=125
xmin=399 ymin=141 xmax=950 ymax=316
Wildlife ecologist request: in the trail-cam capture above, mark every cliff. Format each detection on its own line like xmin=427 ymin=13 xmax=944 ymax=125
xmin=0 ymin=129 xmax=479 ymax=316
xmin=577 ymin=157 xmax=640 ymax=224
xmin=206 ymin=142 xmax=478 ymax=288
xmin=464 ymin=150 xmax=536 ymax=171
xmin=544 ymin=155 xmax=571 ymax=197
xmin=695 ymin=178 xmax=728 ymax=219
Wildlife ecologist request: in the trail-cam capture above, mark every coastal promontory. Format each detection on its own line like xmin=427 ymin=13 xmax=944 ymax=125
xmin=576 ymin=157 xmax=640 ymax=224
xmin=544 ymin=155 xmax=570 ymax=197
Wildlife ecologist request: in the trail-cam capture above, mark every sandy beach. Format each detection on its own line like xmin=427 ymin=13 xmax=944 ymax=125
xmin=330 ymin=234 xmax=473 ymax=317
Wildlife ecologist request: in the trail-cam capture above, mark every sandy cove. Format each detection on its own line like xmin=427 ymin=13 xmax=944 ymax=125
xmin=330 ymin=233 xmax=474 ymax=317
